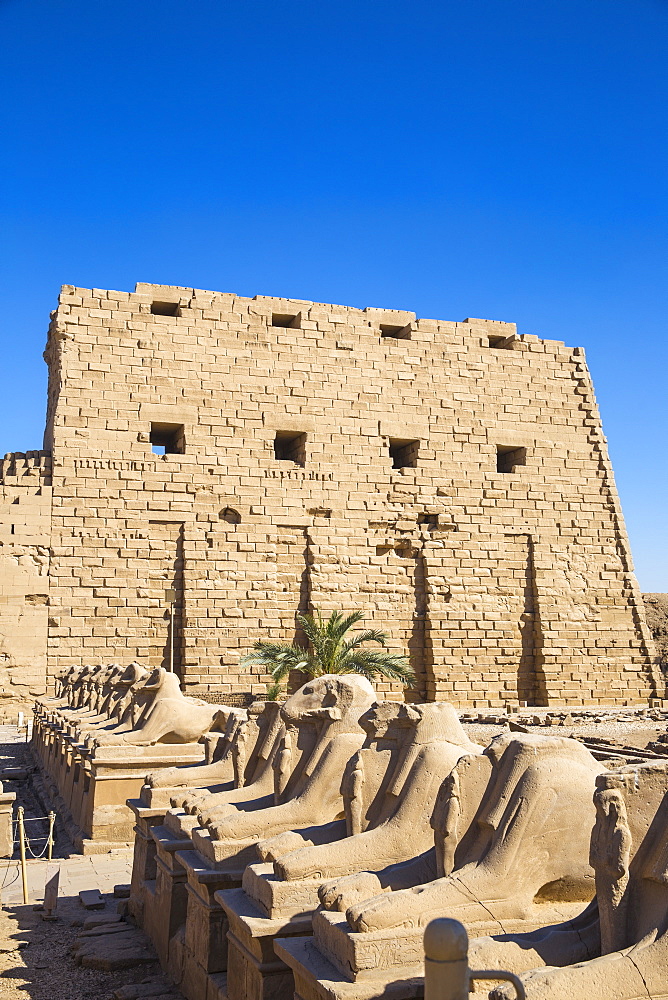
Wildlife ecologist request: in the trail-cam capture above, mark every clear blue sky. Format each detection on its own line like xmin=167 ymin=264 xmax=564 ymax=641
xmin=1 ymin=0 xmax=666 ymax=589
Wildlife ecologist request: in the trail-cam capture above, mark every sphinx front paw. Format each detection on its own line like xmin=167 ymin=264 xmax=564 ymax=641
xmin=319 ymin=872 xmax=383 ymax=913
xmin=346 ymin=889 xmax=408 ymax=932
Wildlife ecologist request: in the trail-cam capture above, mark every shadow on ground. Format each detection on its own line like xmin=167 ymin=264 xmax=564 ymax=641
xmin=0 ymin=891 xmax=180 ymax=1000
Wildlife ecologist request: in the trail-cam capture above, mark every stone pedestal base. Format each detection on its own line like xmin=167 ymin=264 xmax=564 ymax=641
xmin=33 ymin=736 xmax=205 ymax=847
xmin=0 ymin=785 xmax=16 ymax=858
xmin=220 ymin=886 xmax=314 ymax=1000
xmin=174 ymin=849 xmax=245 ymax=997
xmin=276 ymin=937 xmax=424 ymax=1000
xmin=243 ymin=862 xmax=324 ymax=919
xmin=311 ymin=903 xmax=585 ymax=983
xmin=142 ymin=825 xmax=194 ymax=969
xmin=127 ymin=799 xmax=171 ymax=925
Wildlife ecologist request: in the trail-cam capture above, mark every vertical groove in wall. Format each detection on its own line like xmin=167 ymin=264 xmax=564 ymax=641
xmin=410 ymin=547 xmax=430 ymax=701
xmin=527 ymin=535 xmax=548 ymax=707
xmin=147 ymin=521 xmax=184 ymax=677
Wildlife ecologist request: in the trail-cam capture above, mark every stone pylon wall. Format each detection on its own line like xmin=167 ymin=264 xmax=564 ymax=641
xmin=0 ymin=282 xmax=660 ymax=708
xmin=0 ymin=452 xmax=52 ymax=713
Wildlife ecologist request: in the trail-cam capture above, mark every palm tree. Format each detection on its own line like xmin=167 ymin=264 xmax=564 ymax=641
xmin=242 ymin=610 xmax=415 ymax=689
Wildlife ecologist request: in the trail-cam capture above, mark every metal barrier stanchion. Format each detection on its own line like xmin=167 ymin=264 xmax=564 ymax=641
xmin=47 ymin=811 xmax=55 ymax=862
xmin=16 ymin=806 xmax=29 ymax=904
xmin=424 ymin=918 xmax=526 ymax=1000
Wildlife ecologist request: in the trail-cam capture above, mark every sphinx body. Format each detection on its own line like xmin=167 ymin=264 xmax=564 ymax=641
xmin=195 ymin=674 xmax=376 ymax=845
xmin=483 ymin=759 xmax=668 ymax=1000
xmin=266 ymin=701 xmax=484 ymax=884
xmin=90 ymin=668 xmax=219 ymax=746
xmin=336 ymin=733 xmax=602 ymax=935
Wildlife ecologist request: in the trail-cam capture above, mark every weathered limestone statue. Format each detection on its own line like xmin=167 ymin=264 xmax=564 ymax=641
xmin=66 ymin=664 xmax=130 ymax=732
xmin=152 ymin=676 xmax=376 ymax=997
xmin=477 ymin=759 xmax=668 ymax=1000
xmin=276 ymin=733 xmax=602 ymax=997
xmin=261 ymin=701 xmax=482 ymax=885
xmin=192 ymin=674 xmax=376 ymax=858
xmin=170 ymin=675 xmax=356 ymax=828
xmin=145 ymin=704 xmax=249 ymax=791
xmin=94 ymin=662 xmax=152 ymax=731
xmin=40 ymin=663 xmax=95 ymax=717
xmin=30 ymin=662 xmax=233 ymax=851
xmin=343 ymin=733 xmax=600 ymax=935
xmin=90 ymin=668 xmax=220 ymax=746
xmin=40 ymin=661 xmax=144 ymax=731
xmin=169 ymin=699 xmax=285 ymax=816
xmin=68 ymin=662 xmax=152 ymax=739
xmin=219 ymin=701 xmax=486 ymax=1000
xmin=48 ymin=664 xmax=83 ymax=702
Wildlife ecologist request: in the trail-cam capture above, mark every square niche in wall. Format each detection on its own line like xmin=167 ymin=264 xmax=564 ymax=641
xmin=496 ymin=445 xmax=527 ymax=474
xmin=389 ymin=438 xmax=420 ymax=469
xmin=150 ymin=422 xmax=185 ymax=455
xmin=274 ymin=431 xmax=307 ymax=466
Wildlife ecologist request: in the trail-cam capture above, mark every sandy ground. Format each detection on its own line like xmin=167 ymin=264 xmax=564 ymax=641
xmin=0 ymin=893 xmax=164 ymax=1000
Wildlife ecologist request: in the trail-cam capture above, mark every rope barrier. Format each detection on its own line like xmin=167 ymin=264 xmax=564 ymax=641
xmin=25 ymin=832 xmax=53 ymax=859
xmin=9 ymin=807 xmax=57 ymax=899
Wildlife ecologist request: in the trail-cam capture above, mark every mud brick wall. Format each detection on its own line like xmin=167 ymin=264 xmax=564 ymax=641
xmin=0 ymin=282 xmax=660 ymax=708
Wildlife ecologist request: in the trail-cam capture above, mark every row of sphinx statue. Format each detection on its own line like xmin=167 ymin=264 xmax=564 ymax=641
xmin=33 ymin=664 xmax=668 ymax=1000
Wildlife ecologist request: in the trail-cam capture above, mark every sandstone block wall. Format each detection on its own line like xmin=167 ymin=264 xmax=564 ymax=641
xmin=0 ymin=452 xmax=52 ymax=712
xmin=0 ymin=282 xmax=660 ymax=708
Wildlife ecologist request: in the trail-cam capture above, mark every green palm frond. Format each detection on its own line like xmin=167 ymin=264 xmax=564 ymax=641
xmin=295 ymin=612 xmax=323 ymax=646
xmin=338 ymin=649 xmax=415 ymax=684
xmin=241 ymin=641 xmax=310 ymax=681
xmin=330 ymin=610 xmax=367 ymax=638
xmin=342 ymin=629 xmax=388 ymax=652
xmin=242 ymin=609 xmax=414 ymax=688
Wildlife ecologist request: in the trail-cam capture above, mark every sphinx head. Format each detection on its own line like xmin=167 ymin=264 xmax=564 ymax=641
xmin=117 ymin=662 xmax=149 ymax=689
xmin=281 ymin=674 xmax=376 ymax=730
xmin=140 ymin=667 xmax=183 ymax=698
xmin=359 ymin=701 xmax=410 ymax=740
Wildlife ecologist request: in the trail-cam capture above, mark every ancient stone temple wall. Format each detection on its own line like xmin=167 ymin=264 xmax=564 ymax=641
xmin=0 ymin=282 xmax=659 ymax=708
xmin=0 ymin=452 xmax=52 ymax=710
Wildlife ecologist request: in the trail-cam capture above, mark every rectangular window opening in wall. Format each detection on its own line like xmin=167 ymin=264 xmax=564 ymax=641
xmin=150 ymin=422 xmax=185 ymax=455
xmin=272 ymin=312 xmax=300 ymax=328
xmin=488 ymin=334 xmax=513 ymax=349
xmin=150 ymin=301 xmax=180 ymax=317
xmin=274 ymin=431 xmax=306 ymax=466
xmin=389 ymin=437 xmax=420 ymax=469
xmin=380 ymin=324 xmax=411 ymax=340
xmin=496 ymin=445 xmax=527 ymax=474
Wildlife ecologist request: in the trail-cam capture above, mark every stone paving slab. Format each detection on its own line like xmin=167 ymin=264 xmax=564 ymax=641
xmin=0 ymin=849 xmax=133 ymax=905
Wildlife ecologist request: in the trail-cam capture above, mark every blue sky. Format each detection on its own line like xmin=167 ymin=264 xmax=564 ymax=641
xmin=1 ymin=0 xmax=666 ymax=589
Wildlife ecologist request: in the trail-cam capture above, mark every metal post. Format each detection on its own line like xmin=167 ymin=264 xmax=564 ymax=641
xmin=165 ymin=588 xmax=176 ymax=673
xmin=47 ymin=811 xmax=55 ymax=862
xmin=424 ymin=919 xmax=526 ymax=1000
xmin=17 ymin=806 xmax=29 ymax=904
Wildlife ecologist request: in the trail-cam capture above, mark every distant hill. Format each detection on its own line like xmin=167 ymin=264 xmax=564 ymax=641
xmin=643 ymin=594 xmax=668 ymax=669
